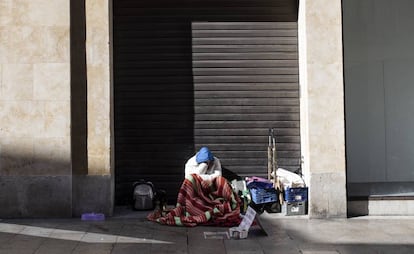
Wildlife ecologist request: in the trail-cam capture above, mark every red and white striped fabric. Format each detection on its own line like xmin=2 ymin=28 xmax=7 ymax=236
xmin=147 ymin=174 xmax=242 ymax=227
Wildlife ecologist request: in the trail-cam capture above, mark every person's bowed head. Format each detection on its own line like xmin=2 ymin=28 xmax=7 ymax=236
xmin=185 ymin=146 xmax=222 ymax=181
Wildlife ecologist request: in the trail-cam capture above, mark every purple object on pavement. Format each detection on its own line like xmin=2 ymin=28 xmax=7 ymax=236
xmin=81 ymin=213 xmax=105 ymax=221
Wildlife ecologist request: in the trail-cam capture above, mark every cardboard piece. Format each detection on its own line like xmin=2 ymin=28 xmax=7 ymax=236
xmin=229 ymin=206 xmax=257 ymax=239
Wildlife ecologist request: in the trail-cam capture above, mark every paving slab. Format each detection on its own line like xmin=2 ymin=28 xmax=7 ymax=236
xmin=187 ymin=226 xmax=226 ymax=254
xmin=0 ymin=232 xmax=16 ymax=245
xmin=111 ymin=243 xmax=151 ymax=254
xmin=257 ymin=238 xmax=301 ymax=254
xmin=34 ymin=238 xmax=79 ymax=254
xmin=334 ymin=244 xmax=379 ymax=254
xmin=224 ymin=238 xmax=264 ymax=254
xmin=71 ymin=242 xmax=114 ymax=254
xmin=0 ymin=234 xmax=45 ymax=251
xmin=150 ymin=228 xmax=188 ymax=254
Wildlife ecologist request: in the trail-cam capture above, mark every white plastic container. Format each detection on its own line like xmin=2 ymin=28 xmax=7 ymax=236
xmin=229 ymin=227 xmax=248 ymax=239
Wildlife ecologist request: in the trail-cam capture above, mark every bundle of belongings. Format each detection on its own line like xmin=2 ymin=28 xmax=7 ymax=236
xmin=272 ymin=168 xmax=306 ymax=189
xmin=147 ymin=174 xmax=242 ymax=227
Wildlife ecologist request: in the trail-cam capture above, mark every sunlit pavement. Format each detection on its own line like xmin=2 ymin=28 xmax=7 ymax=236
xmin=0 ymin=212 xmax=413 ymax=254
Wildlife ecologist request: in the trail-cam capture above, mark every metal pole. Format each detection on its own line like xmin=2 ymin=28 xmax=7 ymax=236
xmin=267 ymin=128 xmax=272 ymax=181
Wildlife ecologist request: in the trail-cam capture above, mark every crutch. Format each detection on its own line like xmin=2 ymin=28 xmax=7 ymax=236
xmin=267 ymin=129 xmax=273 ymax=181
xmin=269 ymin=128 xmax=284 ymax=205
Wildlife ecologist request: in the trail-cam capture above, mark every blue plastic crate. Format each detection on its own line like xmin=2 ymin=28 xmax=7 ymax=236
xmin=249 ymin=187 xmax=278 ymax=204
xmin=246 ymin=177 xmax=273 ymax=189
xmin=284 ymin=187 xmax=308 ymax=202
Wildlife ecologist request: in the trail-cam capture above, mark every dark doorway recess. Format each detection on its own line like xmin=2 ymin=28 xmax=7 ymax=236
xmin=113 ymin=0 xmax=300 ymax=205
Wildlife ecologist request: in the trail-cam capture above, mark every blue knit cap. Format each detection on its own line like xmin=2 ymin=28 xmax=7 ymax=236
xmin=196 ymin=147 xmax=214 ymax=163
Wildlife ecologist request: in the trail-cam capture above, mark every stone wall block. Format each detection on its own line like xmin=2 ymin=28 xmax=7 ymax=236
xmin=0 ymin=0 xmax=13 ymax=26
xmin=13 ymin=0 xmax=69 ymax=26
xmin=0 ymin=137 xmax=70 ymax=177
xmin=0 ymin=176 xmax=72 ymax=218
xmin=88 ymin=154 xmax=110 ymax=175
xmin=0 ymin=27 xmax=10 ymax=63
xmin=88 ymin=134 xmax=109 ymax=157
xmin=306 ymin=0 xmax=343 ymax=65
xmin=34 ymin=63 xmax=70 ymax=100
xmin=309 ymin=134 xmax=345 ymax=173
xmin=32 ymin=100 xmax=70 ymax=138
xmin=0 ymin=137 xmax=34 ymax=175
xmin=0 ymin=64 xmax=2 ymax=96
xmin=42 ymin=27 xmax=70 ymax=63
xmin=308 ymin=62 xmax=344 ymax=97
xmin=72 ymin=175 xmax=112 ymax=216
xmin=87 ymin=133 xmax=110 ymax=173
xmin=86 ymin=0 xmax=108 ymax=27
xmin=86 ymin=27 xmax=110 ymax=65
xmin=7 ymin=26 xmax=69 ymax=64
xmin=309 ymin=172 xmax=347 ymax=218
xmin=0 ymin=100 xmax=70 ymax=138
xmin=87 ymin=65 xmax=110 ymax=175
xmin=2 ymin=64 xmax=33 ymax=100
xmin=308 ymin=67 xmax=345 ymax=138
xmin=308 ymin=35 xmax=342 ymax=66
xmin=0 ymin=101 xmax=35 ymax=137
xmin=87 ymin=65 xmax=110 ymax=104
xmin=8 ymin=26 xmax=44 ymax=63
xmin=307 ymin=0 xmax=342 ymax=26
xmin=33 ymin=137 xmax=71 ymax=175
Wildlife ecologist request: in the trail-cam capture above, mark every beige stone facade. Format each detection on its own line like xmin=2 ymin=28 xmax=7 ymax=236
xmin=0 ymin=0 xmax=71 ymax=176
xmin=0 ymin=0 xmax=72 ymax=217
xmin=0 ymin=0 xmax=348 ymax=218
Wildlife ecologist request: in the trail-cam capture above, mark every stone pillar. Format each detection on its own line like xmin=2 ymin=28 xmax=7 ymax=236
xmin=298 ymin=0 xmax=347 ymax=218
xmin=0 ymin=0 xmax=71 ymax=217
xmin=70 ymin=0 xmax=114 ymax=216
xmin=86 ymin=0 xmax=112 ymax=175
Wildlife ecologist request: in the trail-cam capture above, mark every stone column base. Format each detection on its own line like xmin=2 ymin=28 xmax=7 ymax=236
xmin=309 ymin=172 xmax=347 ymax=218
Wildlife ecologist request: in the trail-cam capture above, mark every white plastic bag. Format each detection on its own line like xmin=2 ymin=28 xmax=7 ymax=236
xmin=273 ymin=168 xmax=305 ymax=188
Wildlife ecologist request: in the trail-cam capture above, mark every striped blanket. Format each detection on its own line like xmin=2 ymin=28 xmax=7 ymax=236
xmin=147 ymin=174 xmax=242 ymax=227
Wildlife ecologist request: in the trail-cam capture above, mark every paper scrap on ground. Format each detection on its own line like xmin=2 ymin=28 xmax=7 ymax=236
xmin=203 ymin=231 xmax=230 ymax=239
xmin=238 ymin=206 xmax=257 ymax=231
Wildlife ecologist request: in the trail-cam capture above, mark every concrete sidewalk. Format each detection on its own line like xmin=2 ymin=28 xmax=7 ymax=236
xmin=0 ymin=212 xmax=413 ymax=254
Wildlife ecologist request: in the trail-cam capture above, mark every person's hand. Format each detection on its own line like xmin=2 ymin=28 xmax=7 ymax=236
xmin=206 ymin=160 xmax=213 ymax=169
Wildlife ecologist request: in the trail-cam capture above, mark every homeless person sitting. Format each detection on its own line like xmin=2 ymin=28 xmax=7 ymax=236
xmin=185 ymin=146 xmax=222 ymax=181
xmin=147 ymin=147 xmax=242 ymax=227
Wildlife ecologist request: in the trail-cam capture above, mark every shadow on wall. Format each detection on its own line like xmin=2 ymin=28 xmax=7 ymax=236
xmin=0 ymin=151 xmax=72 ymax=218
xmin=0 ymin=151 xmax=112 ymax=218
xmin=0 ymin=1 xmax=90 ymax=218
xmin=70 ymin=0 xmax=87 ymax=176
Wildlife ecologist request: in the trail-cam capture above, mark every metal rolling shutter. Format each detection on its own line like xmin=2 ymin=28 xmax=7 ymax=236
xmin=192 ymin=22 xmax=300 ymax=177
xmin=113 ymin=0 xmax=299 ymax=205
xmin=114 ymin=20 xmax=195 ymax=204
